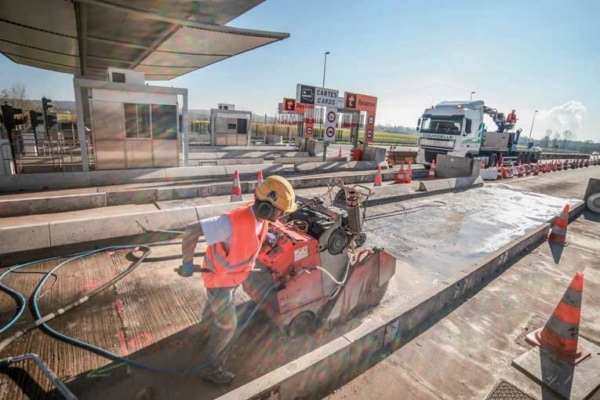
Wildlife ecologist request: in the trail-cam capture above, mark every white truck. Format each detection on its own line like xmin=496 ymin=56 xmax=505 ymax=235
xmin=416 ymin=100 xmax=536 ymax=167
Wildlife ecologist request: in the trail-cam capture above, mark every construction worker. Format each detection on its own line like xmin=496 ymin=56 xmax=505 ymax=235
xmin=506 ymin=109 xmax=518 ymax=125
xmin=179 ymin=175 xmax=297 ymax=384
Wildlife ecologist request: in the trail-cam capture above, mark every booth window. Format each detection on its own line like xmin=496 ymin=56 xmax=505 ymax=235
xmin=124 ymin=103 xmax=151 ymax=138
xmin=152 ymin=104 xmax=177 ymax=139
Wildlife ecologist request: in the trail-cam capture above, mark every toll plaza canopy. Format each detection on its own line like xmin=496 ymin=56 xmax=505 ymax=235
xmin=0 ymin=0 xmax=289 ymax=81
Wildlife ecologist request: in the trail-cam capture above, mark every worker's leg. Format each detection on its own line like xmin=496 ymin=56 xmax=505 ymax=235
xmin=199 ymin=286 xmax=238 ymax=384
xmin=197 ymin=297 xmax=214 ymax=342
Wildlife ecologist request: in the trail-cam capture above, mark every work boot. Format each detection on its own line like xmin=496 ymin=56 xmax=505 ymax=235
xmin=198 ymin=366 xmax=235 ymax=385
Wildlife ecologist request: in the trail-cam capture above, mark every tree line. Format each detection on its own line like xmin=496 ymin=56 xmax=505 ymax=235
xmin=531 ymin=129 xmax=599 ymax=154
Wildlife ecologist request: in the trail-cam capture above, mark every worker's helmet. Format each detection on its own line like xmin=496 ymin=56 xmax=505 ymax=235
xmin=255 ymin=175 xmax=297 ymax=212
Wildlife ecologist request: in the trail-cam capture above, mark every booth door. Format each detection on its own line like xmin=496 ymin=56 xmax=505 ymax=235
xmin=91 ymin=100 xmax=125 ymax=170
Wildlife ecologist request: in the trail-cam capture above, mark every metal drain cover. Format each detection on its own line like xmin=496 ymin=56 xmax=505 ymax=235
xmin=486 ymin=380 xmax=534 ymax=400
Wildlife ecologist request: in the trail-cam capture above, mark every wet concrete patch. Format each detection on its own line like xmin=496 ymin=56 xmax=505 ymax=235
xmin=362 ymin=185 xmax=579 ymax=287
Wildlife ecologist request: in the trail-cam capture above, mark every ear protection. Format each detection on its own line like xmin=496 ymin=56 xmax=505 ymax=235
xmin=256 ymin=199 xmax=275 ymax=219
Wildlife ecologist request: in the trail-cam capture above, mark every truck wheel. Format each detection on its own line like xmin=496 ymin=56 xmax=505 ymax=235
xmin=489 ymin=154 xmax=498 ymax=168
xmin=288 ymin=311 xmax=316 ymax=338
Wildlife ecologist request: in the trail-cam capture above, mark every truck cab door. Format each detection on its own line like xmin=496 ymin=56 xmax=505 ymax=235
xmin=459 ymin=109 xmax=483 ymax=155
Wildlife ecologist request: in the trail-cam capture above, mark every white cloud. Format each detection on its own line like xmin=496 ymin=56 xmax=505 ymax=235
xmin=535 ymin=101 xmax=586 ymax=136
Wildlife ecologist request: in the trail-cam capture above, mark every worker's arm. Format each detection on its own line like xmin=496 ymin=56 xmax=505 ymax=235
xmin=179 ymin=216 xmax=233 ymax=276
xmin=181 ymin=220 xmax=204 ymax=264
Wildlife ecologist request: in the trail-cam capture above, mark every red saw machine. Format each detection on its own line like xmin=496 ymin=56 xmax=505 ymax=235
xmin=243 ymin=184 xmax=396 ymax=337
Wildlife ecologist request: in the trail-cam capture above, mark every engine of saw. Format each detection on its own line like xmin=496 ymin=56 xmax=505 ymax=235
xmin=242 ymin=184 xmax=397 ymax=337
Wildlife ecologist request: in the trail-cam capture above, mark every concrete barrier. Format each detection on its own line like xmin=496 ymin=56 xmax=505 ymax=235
xmin=0 ymin=165 xmax=280 ymax=193
xmin=436 ymin=154 xmax=478 ymax=179
xmin=480 ymin=168 xmax=498 ymax=181
xmin=0 ymin=172 xmax=93 ymax=192
xmin=0 ymin=193 xmax=107 ymax=217
xmin=418 ymin=176 xmax=484 ymax=192
xmin=216 ymin=201 xmax=586 ymax=400
xmin=0 ymin=166 xmax=426 ymax=216
xmin=197 ymin=158 xmax=264 ymax=166
xmin=294 ymin=161 xmax=382 ymax=173
xmin=1 ymin=223 xmax=52 ymax=254
xmin=0 ymin=202 xmax=241 ymax=257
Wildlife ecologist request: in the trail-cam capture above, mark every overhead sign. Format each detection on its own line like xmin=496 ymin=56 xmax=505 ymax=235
xmin=284 ymin=98 xmax=296 ymax=112
xmin=344 ymin=92 xmax=377 ymax=112
xmin=344 ymin=91 xmax=378 ymax=143
xmin=296 ymin=84 xmax=339 ymax=106
xmin=283 ymin=97 xmax=305 ymax=113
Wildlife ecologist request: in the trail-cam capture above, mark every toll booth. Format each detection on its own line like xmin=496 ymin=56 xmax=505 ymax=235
xmin=74 ymin=68 xmax=189 ymax=170
xmin=209 ymin=105 xmax=252 ymax=146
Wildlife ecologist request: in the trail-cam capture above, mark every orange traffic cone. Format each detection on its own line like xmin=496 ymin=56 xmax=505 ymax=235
xmin=517 ymin=161 xmax=524 ymax=177
xmin=428 ymin=160 xmax=436 ymax=179
xmin=548 ymin=204 xmax=569 ymax=245
xmin=374 ymin=165 xmax=382 ymax=187
xmin=338 ymin=147 xmax=343 ymax=158
xmin=405 ymin=160 xmax=412 ymax=184
xmin=395 ymin=162 xmax=405 ymax=184
xmin=525 ymin=272 xmax=590 ymax=364
xmin=257 ymin=170 xmax=264 ymax=186
xmin=230 ymin=170 xmax=243 ymax=202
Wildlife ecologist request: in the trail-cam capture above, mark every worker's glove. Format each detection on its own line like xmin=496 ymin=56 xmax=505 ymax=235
xmin=177 ymin=261 xmax=195 ymax=277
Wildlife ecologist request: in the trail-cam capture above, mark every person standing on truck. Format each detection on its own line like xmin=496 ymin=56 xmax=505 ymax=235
xmin=506 ymin=109 xmax=518 ymax=125
xmin=179 ymin=175 xmax=297 ymax=385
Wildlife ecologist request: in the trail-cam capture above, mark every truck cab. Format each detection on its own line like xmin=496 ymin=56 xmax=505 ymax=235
xmin=416 ymin=101 xmax=484 ymax=165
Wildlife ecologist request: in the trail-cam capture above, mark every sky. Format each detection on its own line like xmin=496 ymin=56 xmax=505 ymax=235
xmin=1 ymin=0 xmax=599 ymax=141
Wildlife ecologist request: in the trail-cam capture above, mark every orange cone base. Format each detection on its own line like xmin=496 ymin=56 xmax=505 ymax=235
xmin=525 ymin=328 xmax=591 ymax=364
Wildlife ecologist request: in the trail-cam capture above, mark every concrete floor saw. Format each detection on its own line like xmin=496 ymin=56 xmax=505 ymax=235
xmin=243 ymin=184 xmax=396 ymax=337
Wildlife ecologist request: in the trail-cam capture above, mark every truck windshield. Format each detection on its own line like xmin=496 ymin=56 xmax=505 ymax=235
xmin=420 ymin=116 xmax=463 ymax=135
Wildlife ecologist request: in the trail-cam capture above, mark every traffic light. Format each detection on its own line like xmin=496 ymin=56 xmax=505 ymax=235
xmin=13 ymin=109 xmax=24 ymax=127
xmin=42 ymin=97 xmax=53 ymax=112
xmin=1 ymin=103 xmax=15 ymax=131
xmin=29 ymin=110 xmax=44 ymax=128
xmin=45 ymin=113 xmax=58 ymax=128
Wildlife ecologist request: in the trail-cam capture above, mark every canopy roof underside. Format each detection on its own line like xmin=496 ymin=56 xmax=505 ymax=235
xmin=0 ymin=0 xmax=289 ymax=81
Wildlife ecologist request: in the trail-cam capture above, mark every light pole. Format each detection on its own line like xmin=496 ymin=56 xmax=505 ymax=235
xmin=528 ymin=110 xmax=539 ymax=143
xmin=469 ymin=91 xmax=475 ymax=102
xmin=320 ymin=51 xmax=330 ymax=160
xmin=322 ymin=51 xmax=330 ymax=88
